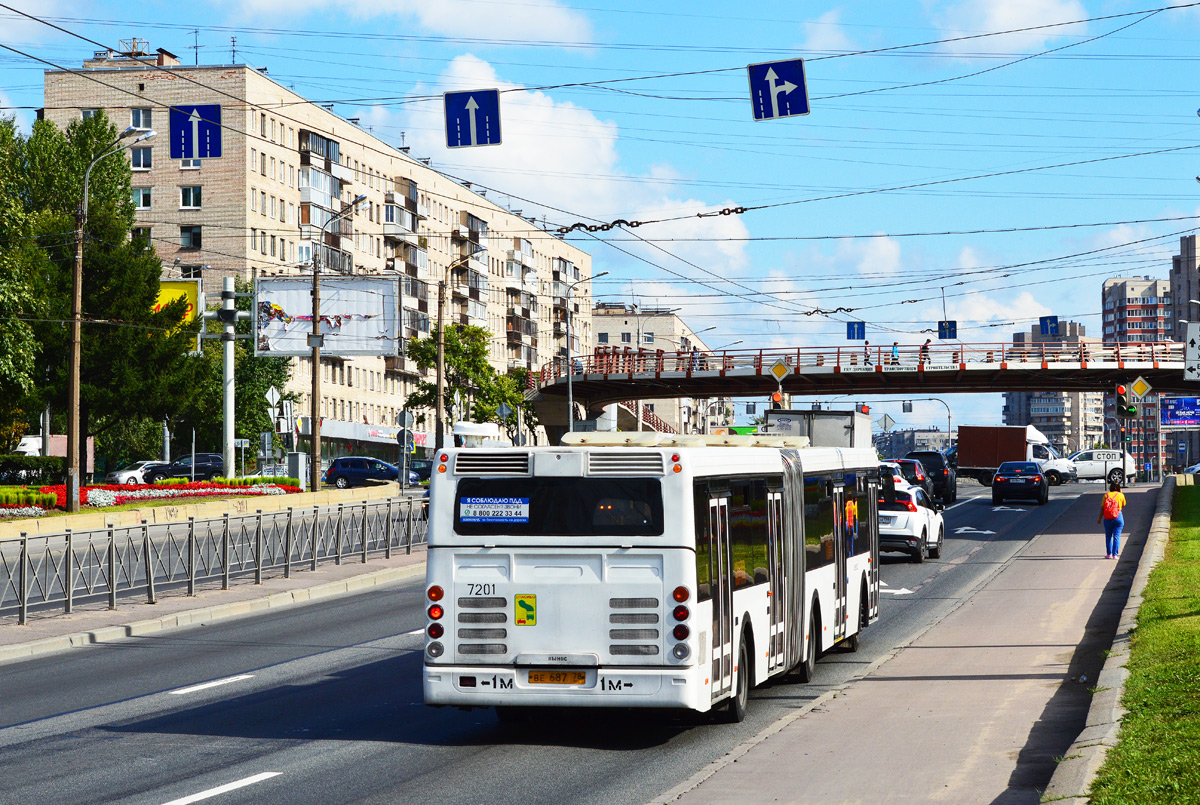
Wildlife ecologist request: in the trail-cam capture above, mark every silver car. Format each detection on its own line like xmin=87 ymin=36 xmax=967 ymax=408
xmin=105 ymin=460 xmax=167 ymax=485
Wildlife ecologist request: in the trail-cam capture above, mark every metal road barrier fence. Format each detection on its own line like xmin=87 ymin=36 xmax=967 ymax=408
xmin=0 ymin=496 xmax=427 ymax=625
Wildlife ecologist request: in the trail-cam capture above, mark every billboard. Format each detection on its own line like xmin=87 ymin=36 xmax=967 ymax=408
xmin=1161 ymin=397 xmax=1200 ymax=428
xmin=154 ymin=279 xmax=202 ymax=322
xmin=254 ymin=276 xmax=400 ymax=357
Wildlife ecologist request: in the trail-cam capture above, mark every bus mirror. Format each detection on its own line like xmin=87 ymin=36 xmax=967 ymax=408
xmin=882 ymin=483 xmax=896 ymax=505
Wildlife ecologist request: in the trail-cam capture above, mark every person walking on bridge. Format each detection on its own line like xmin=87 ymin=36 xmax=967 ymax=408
xmin=1098 ymin=480 xmax=1127 ymax=559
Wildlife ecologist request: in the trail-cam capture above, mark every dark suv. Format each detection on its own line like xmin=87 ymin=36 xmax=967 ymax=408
xmin=905 ymin=450 xmax=957 ymax=505
xmin=148 ymin=453 xmax=225 ymax=483
xmin=323 ymin=457 xmax=399 ymax=489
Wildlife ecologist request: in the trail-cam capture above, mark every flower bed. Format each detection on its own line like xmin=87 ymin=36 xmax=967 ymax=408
xmin=39 ymin=481 xmax=302 ymax=510
xmin=0 ymin=504 xmax=48 ymax=518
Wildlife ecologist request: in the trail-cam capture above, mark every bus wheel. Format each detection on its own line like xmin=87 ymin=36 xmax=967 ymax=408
xmin=796 ymin=607 xmax=819 ymax=683
xmin=722 ymin=638 xmax=750 ymax=723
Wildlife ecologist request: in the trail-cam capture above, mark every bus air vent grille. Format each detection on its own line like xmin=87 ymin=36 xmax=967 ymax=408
xmin=458 ymin=628 xmax=508 ymax=639
xmin=458 ymin=597 xmax=507 ymax=608
xmin=459 ymin=611 xmax=507 ymax=623
xmin=610 ymin=645 xmax=660 ymax=656
xmin=610 ymin=597 xmax=659 ymax=609
xmin=610 ymin=629 xmax=660 ymax=640
xmin=610 ymin=613 xmax=658 ymax=624
xmin=588 ymin=452 xmax=664 ymax=476
xmin=453 ymin=452 xmax=531 ymax=476
xmin=459 ymin=643 xmax=508 ymax=655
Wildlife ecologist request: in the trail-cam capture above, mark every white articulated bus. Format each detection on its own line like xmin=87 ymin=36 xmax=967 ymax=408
xmin=422 ymin=433 xmax=881 ymax=722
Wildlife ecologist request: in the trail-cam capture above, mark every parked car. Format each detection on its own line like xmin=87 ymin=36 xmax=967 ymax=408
xmin=322 ymin=457 xmax=406 ymax=489
xmin=879 ymin=461 xmax=906 ymax=488
xmin=1067 ymin=449 xmax=1136 ymax=485
xmin=991 ymin=461 xmax=1048 ymax=505
xmin=105 ymin=460 xmax=167 ymax=485
xmin=905 ymin=450 xmax=957 ymax=505
xmin=877 ymin=485 xmax=945 ymax=562
xmin=148 ymin=453 xmax=224 ymax=483
xmin=894 ymin=458 xmax=936 ymax=499
xmin=407 ymin=459 xmax=434 ymax=482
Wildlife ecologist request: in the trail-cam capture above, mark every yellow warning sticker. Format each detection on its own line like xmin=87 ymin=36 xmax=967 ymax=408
xmin=515 ymin=594 xmax=537 ymax=626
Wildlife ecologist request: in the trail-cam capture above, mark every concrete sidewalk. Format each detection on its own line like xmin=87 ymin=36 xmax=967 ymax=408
xmin=0 ymin=545 xmax=428 ymax=665
xmin=664 ymin=487 xmax=1156 ymax=804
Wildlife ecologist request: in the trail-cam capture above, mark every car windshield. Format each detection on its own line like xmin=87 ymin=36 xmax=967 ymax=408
xmin=896 ymin=461 xmax=922 ymax=480
xmin=998 ymin=462 xmax=1039 ymax=474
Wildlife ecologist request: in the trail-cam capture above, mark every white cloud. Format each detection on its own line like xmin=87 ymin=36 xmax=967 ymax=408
xmin=801 ymin=9 xmax=856 ymax=54
xmin=927 ymin=0 xmax=1089 ymax=55
xmin=227 ymin=0 xmax=592 ymax=43
xmin=0 ymin=0 xmax=68 ymax=44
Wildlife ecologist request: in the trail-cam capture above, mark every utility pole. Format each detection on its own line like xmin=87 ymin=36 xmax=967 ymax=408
xmin=200 ymin=277 xmax=251 ymax=478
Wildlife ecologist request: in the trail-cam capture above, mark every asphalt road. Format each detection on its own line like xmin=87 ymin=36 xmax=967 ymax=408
xmin=0 ymin=481 xmax=1101 ymax=805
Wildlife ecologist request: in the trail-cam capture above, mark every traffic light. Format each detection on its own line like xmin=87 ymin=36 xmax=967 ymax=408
xmin=770 ymin=391 xmax=783 ymax=410
xmin=1115 ymin=384 xmax=1138 ymax=419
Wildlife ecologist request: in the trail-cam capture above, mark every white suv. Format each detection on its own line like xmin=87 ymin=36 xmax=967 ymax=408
xmin=878 ymin=485 xmax=945 ymax=563
xmin=1068 ymin=449 xmax=1136 ymax=485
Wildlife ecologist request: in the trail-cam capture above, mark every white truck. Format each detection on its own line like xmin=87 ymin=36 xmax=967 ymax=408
xmin=956 ymin=425 xmax=1077 ymax=487
xmin=1067 ymin=448 xmax=1136 ymax=485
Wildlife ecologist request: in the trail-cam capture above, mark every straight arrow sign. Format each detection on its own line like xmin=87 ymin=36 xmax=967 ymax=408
xmin=955 ymin=526 xmax=995 ymax=535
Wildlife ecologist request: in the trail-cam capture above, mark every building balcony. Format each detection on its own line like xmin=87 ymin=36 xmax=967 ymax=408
xmin=382 ymin=221 xmax=420 ymax=246
xmin=330 ymin=161 xmax=353 ymax=184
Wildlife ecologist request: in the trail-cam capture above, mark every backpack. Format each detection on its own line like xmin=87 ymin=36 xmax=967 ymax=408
xmin=1102 ymin=493 xmax=1121 ymax=520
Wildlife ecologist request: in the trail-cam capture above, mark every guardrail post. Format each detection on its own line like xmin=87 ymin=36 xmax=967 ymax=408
xmin=361 ymin=500 xmax=369 ymax=563
xmin=186 ymin=516 xmax=196 ymax=596
xmin=311 ymin=505 xmax=319 ymax=571
xmin=384 ymin=499 xmax=393 ymax=559
xmin=18 ymin=532 xmax=28 ymax=626
xmin=335 ymin=503 xmax=344 ymax=565
xmin=221 ymin=512 xmax=230 ymax=590
xmin=254 ymin=509 xmax=264 ymax=584
xmin=107 ymin=525 xmax=116 ymax=609
xmin=143 ymin=520 xmax=156 ymax=605
xmin=284 ymin=506 xmax=294 ymax=579
xmin=64 ymin=528 xmax=73 ymax=614
xmin=405 ymin=498 xmax=414 ymax=555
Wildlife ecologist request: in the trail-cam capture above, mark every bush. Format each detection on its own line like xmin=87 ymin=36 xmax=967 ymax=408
xmin=0 ymin=455 xmax=66 ymax=486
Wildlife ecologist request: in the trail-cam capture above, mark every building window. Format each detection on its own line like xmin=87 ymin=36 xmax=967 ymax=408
xmin=643 ymin=332 xmax=655 ymax=344
xmin=621 ymin=332 xmax=632 ymax=343
xmin=181 ymin=265 xmax=203 ymax=279
xmin=181 ymin=158 xmax=201 ymax=170
xmin=260 ymin=113 xmax=267 ymax=137
xmin=179 ymin=226 xmax=202 ymax=250
xmin=250 ymin=189 xmax=257 ymax=211
xmin=270 ymin=235 xmax=276 ymax=257
xmin=131 ymin=108 xmax=152 ymax=129
xmin=250 ymin=229 xmax=257 ymax=250
xmin=597 ymin=332 xmax=609 ymax=344
xmin=180 ymin=186 xmax=202 ymax=209
xmin=261 ymin=153 xmax=267 ymax=175
xmin=260 ymin=232 xmax=267 ymax=255
xmin=132 ymin=187 xmax=151 ymax=209
xmin=270 ymin=156 xmax=276 ymax=179
xmin=270 ymin=196 xmax=276 ymax=218
xmin=260 ymin=191 xmax=267 ymax=214
xmin=131 ymin=226 xmax=151 ymax=243
xmin=82 ymin=108 xmax=100 ymax=120
xmin=251 ymin=148 xmax=257 ymax=171
xmin=131 ymin=147 xmax=152 ymax=170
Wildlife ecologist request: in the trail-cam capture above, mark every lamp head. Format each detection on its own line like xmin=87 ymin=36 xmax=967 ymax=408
xmin=133 ymin=129 xmax=157 ymax=144
xmin=117 ymin=126 xmax=140 ymax=140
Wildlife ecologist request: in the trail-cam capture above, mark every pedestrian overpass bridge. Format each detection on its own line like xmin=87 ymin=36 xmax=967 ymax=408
xmin=527 ymin=341 xmax=1193 ymax=433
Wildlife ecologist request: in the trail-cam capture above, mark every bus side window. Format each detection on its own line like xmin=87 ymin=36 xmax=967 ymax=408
xmin=804 ymin=475 xmax=835 ymax=570
xmin=694 ymin=484 xmax=712 ymax=602
xmin=728 ymin=479 xmax=769 ymax=589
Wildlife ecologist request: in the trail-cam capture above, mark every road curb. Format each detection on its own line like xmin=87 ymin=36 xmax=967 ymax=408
xmin=1042 ymin=477 xmax=1174 ymax=803
xmin=0 ymin=562 xmax=426 ymax=666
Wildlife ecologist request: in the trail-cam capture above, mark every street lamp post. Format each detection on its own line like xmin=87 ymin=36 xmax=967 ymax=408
xmin=309 ymin=193 xmax=366 ymax=492
xmin=436 ymin=244 xmax=489 ymax=450
xmin=566 ymin=271 xmax=608 ymax=433
xmin=67 ymin=126 xmax=155 ymax=512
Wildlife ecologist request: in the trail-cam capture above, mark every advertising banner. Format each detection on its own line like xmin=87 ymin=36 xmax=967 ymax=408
xmin=154 ymin=279 xmax=202 ymax=350
xmin=1161 ymin=397 xmax=1200 ymax=428
xmin=254 ymin=276 xmax=400 ymax=357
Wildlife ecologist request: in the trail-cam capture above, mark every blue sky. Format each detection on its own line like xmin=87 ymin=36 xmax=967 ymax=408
xmin=3 ymin=0 xmax=1200 ymax=431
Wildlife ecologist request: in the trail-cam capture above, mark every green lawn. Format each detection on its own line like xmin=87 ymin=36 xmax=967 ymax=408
xmin=1090 ymin=485 xmax=1200 ymax=804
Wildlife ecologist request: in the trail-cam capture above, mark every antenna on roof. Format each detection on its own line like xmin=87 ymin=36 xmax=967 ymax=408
xmin=231 ymin=35 xmax=236 ymax=63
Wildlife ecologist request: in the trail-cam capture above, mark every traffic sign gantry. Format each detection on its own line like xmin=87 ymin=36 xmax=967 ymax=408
xmin=169 ymin=104 xmax=222 ymax=159
xmin=444 ymin=89 xmax=502 ymax=148
xmin=746 ymin=59 xmax=810 ymax=121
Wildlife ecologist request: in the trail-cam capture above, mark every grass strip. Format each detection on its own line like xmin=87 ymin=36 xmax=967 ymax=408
xmin=1090 ymin=485 xmax=1200 ymax=803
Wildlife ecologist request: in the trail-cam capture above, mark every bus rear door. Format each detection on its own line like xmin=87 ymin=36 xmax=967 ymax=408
xmin=708 ymin=496 xmax=733 ymax=703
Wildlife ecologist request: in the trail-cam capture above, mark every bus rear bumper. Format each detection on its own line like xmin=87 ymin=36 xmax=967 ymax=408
xmin=424 ymin=664 xmax=706 ymax=710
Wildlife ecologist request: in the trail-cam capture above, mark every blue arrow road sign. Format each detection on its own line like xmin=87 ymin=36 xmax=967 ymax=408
xmin=169 ymin=104 xmax=222 ymax=159
xmin=1039 ymin=315 xmax=1060 ymax=336
xmin=938 ymin=320 xmax=958 ymax=340
xmin=847 ymin=321 xmax=865 ymax=340
xmin=444 ymin=89 xmax=502 ymax=148
xmin=747 ymin=59 xmax=810 ymax=121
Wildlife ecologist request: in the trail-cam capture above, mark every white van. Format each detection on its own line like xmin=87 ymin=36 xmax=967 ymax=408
xmin=1068 ymin=449 xmax=1136 ymax=484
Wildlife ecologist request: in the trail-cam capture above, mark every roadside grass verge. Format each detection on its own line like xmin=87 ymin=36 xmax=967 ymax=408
xmin=1090 ymin=485 xmax=1200 ymax=803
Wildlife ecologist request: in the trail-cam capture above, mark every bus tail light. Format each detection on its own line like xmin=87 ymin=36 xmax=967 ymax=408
xmin=672 ymin=586 xmax=690 ymax=603
xmin=428 ymin=623 xmax=444 ymax=639
xmin=673 ymin=605 xmax=689 ymax=621
xmin=673 ymin=464 xmax=682 ymax=473
xmin=672 ymin=624 xmax=690 ymax=640
xmin=427 ymin=585 xmax=444 ymax=602
xmin=428 ymin=604 xmax=444 ymax=620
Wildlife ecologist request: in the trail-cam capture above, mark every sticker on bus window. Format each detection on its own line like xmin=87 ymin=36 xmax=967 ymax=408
xmin=460 ymin=496 xmax=531 ymax=523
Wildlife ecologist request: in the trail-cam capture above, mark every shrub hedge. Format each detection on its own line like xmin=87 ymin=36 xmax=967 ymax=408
xmin=0 ymin=455 xmax=67 ymax=486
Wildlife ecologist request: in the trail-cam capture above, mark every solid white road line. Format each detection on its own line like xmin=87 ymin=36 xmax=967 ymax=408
xmin=945 ymin=495 xmax=986 ymax=511
xmin=168 ymin=675 xmax=255 ymax=696
xmin=159 ymin=772 xmax=281 ymax=805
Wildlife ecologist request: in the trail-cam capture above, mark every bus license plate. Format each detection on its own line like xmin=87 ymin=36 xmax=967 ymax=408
xmin=528 ymin=670 xmax=585 ymax=685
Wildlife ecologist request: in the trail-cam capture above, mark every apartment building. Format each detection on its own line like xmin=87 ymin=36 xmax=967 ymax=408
xmin=1001 ymin=321 xmax=1104 ymax=455
xmin=42 ymin=42 xmax=592 ymax=457
xmin=590 ymin=303 xmax=728 ymax=433
xmin=874 ymin=428 xmax=955 ymax=460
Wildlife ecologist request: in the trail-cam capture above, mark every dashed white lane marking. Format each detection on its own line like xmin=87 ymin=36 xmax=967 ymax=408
xmin=160 ymin=772 xmax=281 ymax=805
xmin=168 ymin=675 xmax=255 ymax=696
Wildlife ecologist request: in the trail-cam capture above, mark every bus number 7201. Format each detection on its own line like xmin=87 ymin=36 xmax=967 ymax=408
xmin=467 ymin=583 xmax=496 ymax=596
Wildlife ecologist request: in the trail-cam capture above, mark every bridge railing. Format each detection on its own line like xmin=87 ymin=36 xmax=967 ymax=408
xmin=532 ymin=341 xmax=1183 ymax=387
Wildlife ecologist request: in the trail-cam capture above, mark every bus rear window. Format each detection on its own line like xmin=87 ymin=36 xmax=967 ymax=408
xmin=454 ymin=477 xmax=664 ymax=536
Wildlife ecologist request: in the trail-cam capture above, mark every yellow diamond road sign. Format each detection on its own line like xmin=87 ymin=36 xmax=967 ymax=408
xmin=1131 ymin=376 xmax=1152 ymax=399
xmin=768 ymin=359 xmax=791 ymax=381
